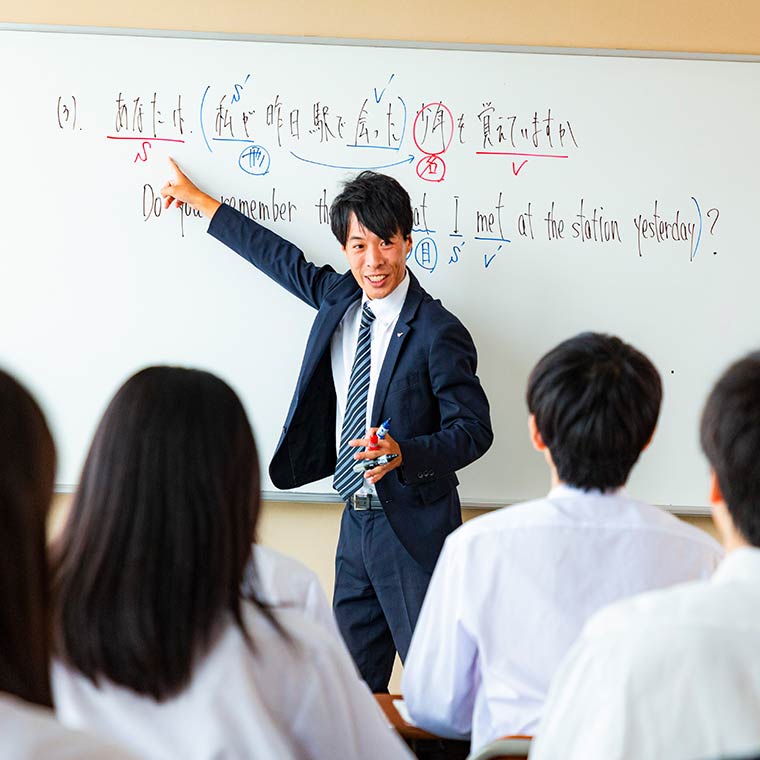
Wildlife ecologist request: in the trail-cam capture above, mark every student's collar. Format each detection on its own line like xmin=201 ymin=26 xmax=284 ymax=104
xmin=713 ymin=546 xmax=760 ymax=584
xmin=362 ymin=270 xmax=410 ymax=326
xmin=548 ymin=482 xmax=626 ymax=500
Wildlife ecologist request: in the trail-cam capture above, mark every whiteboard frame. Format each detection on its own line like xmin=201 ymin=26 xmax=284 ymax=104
xmin=3 ymin=22 xmax=760 ymax=64
xmin=50 ymin=481 xmax=707 ymax=516
xmin=3 ymin=21 xmax=732 ymax=515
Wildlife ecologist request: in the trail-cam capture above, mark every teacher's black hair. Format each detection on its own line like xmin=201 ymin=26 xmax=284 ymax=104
xmin=0 ymin=368 xmax=56 ymax=708
xmin=330 ymin=170 xmax=413 ymax=246
xmin=701 ymin=352 xmax=760 ymax=547
xmin=52 ymin=366 xmax=281 ymax=701
xmin=526 ymin=332 xmax=661 ymax=491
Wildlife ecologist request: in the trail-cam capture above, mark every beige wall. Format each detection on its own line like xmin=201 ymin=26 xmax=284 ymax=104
xmin=256 ymin=501 xmax=719 ymax=599
xmin=33 ymin=0 xmax=739 ymax=690
xmin=51 ymin=493 xmax=719 ymax=606
xmin=5 ymin=0 xmax=760 ymax=54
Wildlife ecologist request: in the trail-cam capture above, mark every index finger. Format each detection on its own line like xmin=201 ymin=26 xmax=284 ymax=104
xmin=167 ymin=156 xmax=186 ymax=182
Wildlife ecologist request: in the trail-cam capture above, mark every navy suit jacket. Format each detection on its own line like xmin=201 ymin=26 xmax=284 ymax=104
xmin=210 ymin=204 xmax=493 ymax=572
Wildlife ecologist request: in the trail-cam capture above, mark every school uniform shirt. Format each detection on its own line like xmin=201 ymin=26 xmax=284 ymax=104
xmin=0 ymin=692 xmax=137 ymax=759
xmin=531 ymin=547 xmax=760 ymax=760
xmin=402 ymin=484 xmax=722 ymax=751
xmin=52 ymin=603 xmax=413 ymax=760
xmin=243 ymin=544 xmax=341 ymax=640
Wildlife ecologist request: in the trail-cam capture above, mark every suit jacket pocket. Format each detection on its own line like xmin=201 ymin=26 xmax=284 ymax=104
xmin=386 ymin=370 xmax=423 ymax=397
xmin=415 ymin=473 xmax=459 ymax=504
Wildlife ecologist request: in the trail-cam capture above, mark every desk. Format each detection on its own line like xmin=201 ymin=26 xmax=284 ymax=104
xmin=375 ymin=694 xmax=470 ymax=760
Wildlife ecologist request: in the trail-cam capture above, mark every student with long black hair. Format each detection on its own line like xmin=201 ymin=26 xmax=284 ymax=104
xmin=0 ymin=368 xmax=135 ymax=758
xmin=51 ymin=366 xmax=411 ymax=760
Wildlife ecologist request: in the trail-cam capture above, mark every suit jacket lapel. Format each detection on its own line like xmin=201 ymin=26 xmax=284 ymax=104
xmin=371 ymin=273 xmax=425 ymax=423
xmin=293 ymin=287 xmax=360 ymax=408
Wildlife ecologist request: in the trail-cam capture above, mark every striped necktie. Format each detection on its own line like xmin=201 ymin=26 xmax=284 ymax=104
xmin=333 ymin=303 xmax=376 ymax=500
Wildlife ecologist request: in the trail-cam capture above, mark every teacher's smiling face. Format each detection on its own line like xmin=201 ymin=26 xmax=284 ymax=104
xmin=342 ymin=213 xmax=411 ymax=300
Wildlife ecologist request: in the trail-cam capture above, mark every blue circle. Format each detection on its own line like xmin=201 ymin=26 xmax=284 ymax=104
xmin=414 ymin=237 xmax=438 ymax=273
xmin=238 ymin=144 xmax=271 ymax=175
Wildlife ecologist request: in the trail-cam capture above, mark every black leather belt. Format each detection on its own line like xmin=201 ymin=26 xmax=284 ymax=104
xmin=349 ymin=494 xmax=384 ymax=511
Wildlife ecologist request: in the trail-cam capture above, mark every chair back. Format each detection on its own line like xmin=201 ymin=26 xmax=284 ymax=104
xmin=465 ymin=736 xmax=532 ymax=760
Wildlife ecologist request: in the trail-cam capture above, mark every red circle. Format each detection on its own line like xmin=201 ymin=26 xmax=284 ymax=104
xmin=416 ymin=155 xmax=447 ymax=183
xmin=412 ymin=102 xmax=455 ymax=156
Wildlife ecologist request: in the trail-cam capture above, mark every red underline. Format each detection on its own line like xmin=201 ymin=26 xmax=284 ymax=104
xmin=475 ymin=151 xmax=569 ymax=158
xmin=106 ymin=136 xmax=186 ymax=143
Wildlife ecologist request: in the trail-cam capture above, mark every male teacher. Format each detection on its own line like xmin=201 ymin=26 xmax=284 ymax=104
xmin=161 ymin=161 xmax=493 ymax=691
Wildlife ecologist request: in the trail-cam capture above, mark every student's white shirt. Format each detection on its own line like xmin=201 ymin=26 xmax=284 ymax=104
xmin=402 ymin=484 xmax=722 ymax=751
xmin=52 ymin=603 xmax=413 ymax=760
xmin=243 ymin=544 xmax=341 ymax=640
xmin=531 ymin=547 xmax=760 ymax=760
xmin=0 ymin=692 xmax=137 ymax=759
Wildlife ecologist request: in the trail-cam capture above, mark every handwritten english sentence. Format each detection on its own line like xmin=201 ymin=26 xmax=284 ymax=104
xmin=140 ymin=182 xmax=720 ymax=263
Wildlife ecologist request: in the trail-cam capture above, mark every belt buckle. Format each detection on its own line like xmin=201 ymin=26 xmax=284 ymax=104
xmin=351 ymin=494 xmax=373 ymax=511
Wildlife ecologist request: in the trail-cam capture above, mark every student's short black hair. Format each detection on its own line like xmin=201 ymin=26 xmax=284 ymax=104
xmin=526 ymin=332 xmax=662 ymax=491
xmin=700 ymin=352 xmax=760 ymax=547
xmin=53 ymin=366 xmax=275 ymax=701
xmin=330 ymin=171 xmax=413 ymax=246
xmin=0 ymin=368 xmax=56 ymax=708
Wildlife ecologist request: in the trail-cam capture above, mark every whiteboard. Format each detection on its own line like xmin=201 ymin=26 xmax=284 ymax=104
xmin=1 ymin=27 xmax=757 ymax=512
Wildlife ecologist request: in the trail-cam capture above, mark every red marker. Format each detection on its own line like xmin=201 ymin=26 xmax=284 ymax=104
xmin=368 ymin=432 xmax=379 ymax=452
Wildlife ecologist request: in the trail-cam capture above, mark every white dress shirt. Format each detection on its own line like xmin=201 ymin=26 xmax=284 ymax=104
xmin=53 ymin=602 xmax=413 ymax=760
xmin=331 ymin=272 xmax=409 ymax=495
xmin=402 ymin=484 xmax=723 ymax=751
xmin=531 ymin=547 xmax=760 ymax=760
xmin=243 ymin=544 xmax=341 ymax=640
xmin=0 ymin=692 xmax=137 ymax=759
